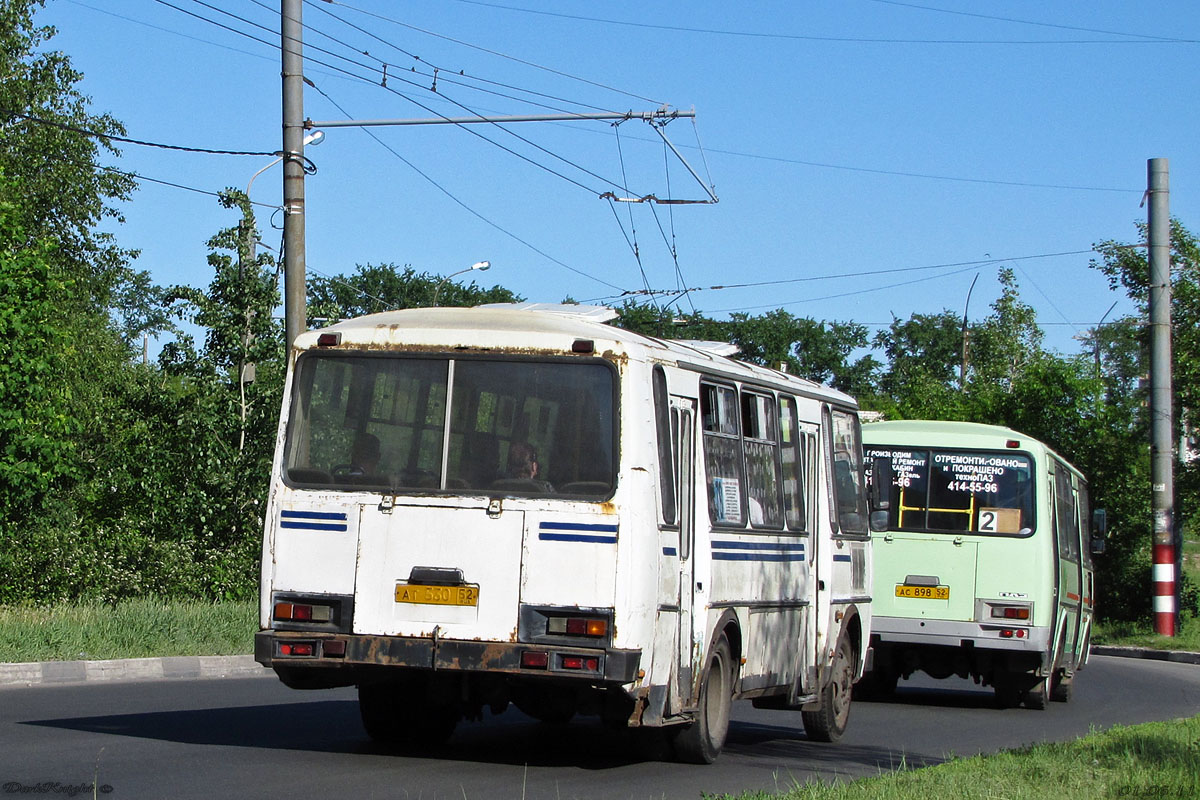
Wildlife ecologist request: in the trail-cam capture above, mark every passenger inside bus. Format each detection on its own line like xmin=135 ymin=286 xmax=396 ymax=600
xmin=491 ymin=441 xmax=554 ymax=493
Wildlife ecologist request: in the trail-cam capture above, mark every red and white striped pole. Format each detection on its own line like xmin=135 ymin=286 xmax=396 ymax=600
xmin=1153 ymin=541 xmax=1176 ymax=635
xmin=1147 ymin=158 xmax=1176 ymax=637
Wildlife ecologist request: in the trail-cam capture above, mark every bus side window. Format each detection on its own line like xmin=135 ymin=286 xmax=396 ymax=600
xmin=742 ymin=391 xmax=783 ymax=529
xmin=825 ymin=407 xmax=868 ymax=535
xmin=1054 ymin=464 xmax=1080 ymax=561
xmin=653 ymin=366 xmax=677 ymax=526
xmin=701 ymin=382 xmax=745 ymax=526
xmin=779 ymin=396 xmax=806 ymax=531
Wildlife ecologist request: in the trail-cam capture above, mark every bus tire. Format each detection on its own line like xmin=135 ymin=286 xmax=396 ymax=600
xmin=802 ymin=634 xmax=855 ymax=742
xmin=1023 ymin=675 xmax=1049 ymax=710
xmin=1050 ymin=672 xmax=1073 ymax=703
xmin=674 ymin=633 xmax=734 ymax=764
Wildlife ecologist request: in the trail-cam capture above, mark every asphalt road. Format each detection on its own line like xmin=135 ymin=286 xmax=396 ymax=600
xmin=2 ymin=655 xmax=1199 ymax=800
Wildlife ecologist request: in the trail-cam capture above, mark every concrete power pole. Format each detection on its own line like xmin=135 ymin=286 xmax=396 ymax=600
xmin=281 ymin=0 xmax=307 ymax=352
xmin=1147 ymin=157 xmax=1176 ymax=637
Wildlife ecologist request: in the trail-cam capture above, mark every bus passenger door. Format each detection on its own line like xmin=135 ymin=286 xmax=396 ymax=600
xmin=671 ymin=397 xmax=698 ymax=711
xmin=1053 ymin=465 xmax=1083 ymax=671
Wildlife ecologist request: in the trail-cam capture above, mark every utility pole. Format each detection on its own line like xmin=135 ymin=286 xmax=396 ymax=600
xmin=1147 ymin=157 xmax=1175 ymax=637
xmin=281 ymin=0 xmax=307 ymax=352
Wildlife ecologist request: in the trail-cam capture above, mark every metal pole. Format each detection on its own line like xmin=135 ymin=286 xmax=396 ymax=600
xmin=960 ymin=273 xmax=979 ymax=390
xmin=1147 ymin=157 xmax=1175 ymax=637
xmin=281 ymin=0 xmax=306 ymax=352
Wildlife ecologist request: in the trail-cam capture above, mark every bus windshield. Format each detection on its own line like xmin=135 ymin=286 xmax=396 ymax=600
xmin=865 ymin=445 xmax=1035 ymax=536
xmin=283 ymin=354 xmax=616 ymax=498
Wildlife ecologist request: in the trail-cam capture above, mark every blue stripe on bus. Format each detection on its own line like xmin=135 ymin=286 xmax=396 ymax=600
xmin=280 ymin=509 xmax=348 ymax=532
xmin=538 ymin=532 xmax=618 ymax=544
xmin=710 ymin=539 xmax=806 ymax=562
xmin=833 ymin=554 xmax=853 ymax=563
xmin=712 ymin=552 xmax=807 ymax=562
xmin=539 ymin=521 xmax=619 ymax=534
xmin=281 ymin=510 xmax=347 ymax=521
xmin=281 ymin=520 xmax=349 ymax=532
xmin=662 ymin=546 xmax=678 ymax=556
xmin=711 ymin=540 xmax=806 ymax=551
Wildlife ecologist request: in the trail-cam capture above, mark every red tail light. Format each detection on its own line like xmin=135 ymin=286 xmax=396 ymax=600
xmin=521 ymin=651 xmax=549 ymax=669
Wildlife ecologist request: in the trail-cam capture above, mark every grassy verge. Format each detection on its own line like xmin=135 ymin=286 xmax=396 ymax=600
xmin=0 ymin=599 xmax=256 ymax=663
xmin=720 ymin=714 xmax=1200 ymax=800
xmin=1093 ymin=612 xmax=1200 ymax=652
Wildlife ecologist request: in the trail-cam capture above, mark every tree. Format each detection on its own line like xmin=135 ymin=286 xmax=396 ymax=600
xmin=0 ymin=181 xmax=80 ymax=527
xmin=870 ymin=310 xmax=966 ymax=420
xmin=1094 ymin=220 xmax=1200 ymax=524
xmin=0 ymin=0 xmax=137 ymax=312
xmin=613 ymin=304 xmax=878 ymax=395
xmin=307 ymin=263 xmax=522 ymax=325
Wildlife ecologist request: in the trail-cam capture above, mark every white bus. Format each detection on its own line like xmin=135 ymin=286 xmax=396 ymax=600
xmin=255 ymin=304 xmax=876 ymax=762
xmin=859 ymin=420 xmax=1105 ymax=708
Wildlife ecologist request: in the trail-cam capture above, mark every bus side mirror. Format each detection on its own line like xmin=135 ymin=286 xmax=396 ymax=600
xmin=868 ymin=456 xmax=892 ymax=532
xmin=869 ymin=457 xmax=892 ymax=512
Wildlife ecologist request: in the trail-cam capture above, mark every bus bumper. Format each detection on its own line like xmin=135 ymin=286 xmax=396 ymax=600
xmin=255 ymin=630 xmax=642 ymax=685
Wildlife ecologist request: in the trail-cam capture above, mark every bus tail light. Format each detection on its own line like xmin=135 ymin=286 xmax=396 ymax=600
xmin=989 ymin=605 xmax=1031 ymax=621
xmin=547 ymin=617 xmax=608 ymax=637
xmin=279 ymin=642 xmax=315 ymax=657
xmin=983 ymin=600 xmax=1032 ymax=624
xmin=561 ymin=656 xmax=600 ymax=671
xmin=521 ymin=651 xmax=549 ymax=669
xmin=274 ymin=602 xmax=333 ymax=623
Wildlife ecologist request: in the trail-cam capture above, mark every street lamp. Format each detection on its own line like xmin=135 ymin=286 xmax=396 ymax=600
xmin=247 ymin=129 xmax=325 ymax=197
xmin=433 ymin=261 xmax=491 ymax=306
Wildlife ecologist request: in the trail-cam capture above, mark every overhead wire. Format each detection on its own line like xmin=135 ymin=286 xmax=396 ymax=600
xmin=307 ymin=81 xmax=627 ymax=292
xmin=446 ymin=0 xmax=1197 ymax=45
xmin=3 ymin=110 xmax=281 ymax=159
xmin=583 ymin=249 xmax=1096 ymax=313
xmin=166 ymin=0 xmax=637 ymax=198
xmin=863 ymin=0 xmax=1184 ymax=42
xmin=314 ymin=0 xmax=665 ymax=106
xmin=292 ymin=0 xmax=626 ymax=118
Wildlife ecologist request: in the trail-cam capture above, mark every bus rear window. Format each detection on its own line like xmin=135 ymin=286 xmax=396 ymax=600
xmin=283 ymin=354 xmax=616 ymax=498
xmin=865 ymin=446 xmax=1034 ymax=535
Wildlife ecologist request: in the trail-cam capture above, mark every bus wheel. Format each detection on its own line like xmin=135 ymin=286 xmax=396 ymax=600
xmin=1023 ymin=674 xmax=1049 ymax=710
xmin=1050 ymin=672 xmax=1074 ymax=703
xmin=803 ymin=635 xmax=855 ymax=742
xmin=674 ymin=633 xmax=734 ymax=764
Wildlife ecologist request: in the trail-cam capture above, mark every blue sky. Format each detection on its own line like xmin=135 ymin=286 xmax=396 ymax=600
xmin=37 ymin=0 xmax=1200 ymax=354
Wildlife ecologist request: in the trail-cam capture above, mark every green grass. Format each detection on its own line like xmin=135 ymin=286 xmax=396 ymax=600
xmin=0 ymin=599 xmax=256 ymax=663
xmin=1093 ymin=612 xmax=1200 ymax=652
xmin=717 ymin=714 xmax=1200 ymax=800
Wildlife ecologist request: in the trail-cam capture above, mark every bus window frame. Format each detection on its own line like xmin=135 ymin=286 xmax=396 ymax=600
xmin=280 ymin=350 xmax=621 ymax=499
xmin=865 ymin=443 xmax=1039 ymax=539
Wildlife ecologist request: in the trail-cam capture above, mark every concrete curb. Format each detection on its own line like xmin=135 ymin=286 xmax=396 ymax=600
xmin=0 ymin=654 xmax=269 ymax=689
xmin=1090 ymin=645 xmax=1200 ymax=665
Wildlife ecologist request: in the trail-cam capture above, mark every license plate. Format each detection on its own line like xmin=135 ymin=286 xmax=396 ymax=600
xmin=896 ymin=584 xmax=950 ymax=600
xmin=395 ymin=583 xmax=479 ymax=606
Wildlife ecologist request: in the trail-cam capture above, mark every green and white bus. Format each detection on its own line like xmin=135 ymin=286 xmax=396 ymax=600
xmin=859 ymin=420 xmax=1105 ymax=709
